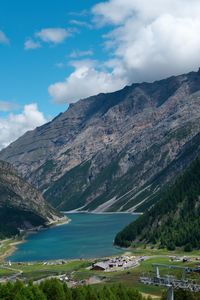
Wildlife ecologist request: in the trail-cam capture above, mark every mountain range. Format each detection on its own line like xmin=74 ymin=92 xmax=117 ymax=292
xmin=0 ymin=69 xmax=200 ymax=212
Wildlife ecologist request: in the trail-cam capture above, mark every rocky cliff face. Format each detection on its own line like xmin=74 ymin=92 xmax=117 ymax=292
xmin=1 ymin=70 xmax=200 ymax=212
xmin=0 ymin=160 xmax=63 ymax=238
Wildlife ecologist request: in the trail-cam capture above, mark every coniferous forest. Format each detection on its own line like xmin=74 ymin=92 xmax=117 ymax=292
xmin=0 ymin=279 xmax=150 ymax=300
xmin=0 ymin=278 xmax=200 ymax=300
xmin=115 ymin=155 xmax=200 ymax=251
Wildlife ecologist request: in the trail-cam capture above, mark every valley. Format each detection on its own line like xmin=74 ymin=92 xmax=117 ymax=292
xmin=0 ymin=211 xmax=199 ymax=299
xmin=0 ymin=69 xmax=200 ymax=299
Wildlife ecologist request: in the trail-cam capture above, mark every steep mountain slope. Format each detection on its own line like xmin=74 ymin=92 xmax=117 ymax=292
xmin=1 ymin=70 xmax=200 ymax=212
xmin=0 ymin=160 xmax=63 ymax=239
xmin=114 ymin=155 xmax=200 ymax=250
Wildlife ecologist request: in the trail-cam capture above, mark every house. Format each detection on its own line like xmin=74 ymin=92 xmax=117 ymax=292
xmin=92 ymin=262 xmax=108 ymax=271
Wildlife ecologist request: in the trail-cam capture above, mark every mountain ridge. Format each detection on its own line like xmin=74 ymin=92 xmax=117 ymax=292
xmin=0 ymin=69 xmax=200 ymax=212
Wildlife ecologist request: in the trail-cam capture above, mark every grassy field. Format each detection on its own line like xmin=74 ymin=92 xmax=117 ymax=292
xmin=0 ymin=254 xmax=196 ymax=297
xmin=72 ymin=255 xmax=199 ymax=297
xmin=0 ymin=260 xmax=90 ymax=280
xmin=0 ymin=240 xmax=199 ymax=299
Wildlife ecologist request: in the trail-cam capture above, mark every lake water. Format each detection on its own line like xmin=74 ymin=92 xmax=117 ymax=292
xmin=9 ymin=213 xmax=138 ymax=262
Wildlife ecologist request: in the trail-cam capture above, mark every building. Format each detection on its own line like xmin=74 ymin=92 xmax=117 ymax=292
xmin=92 ymin=262 xmax=109 ymax=271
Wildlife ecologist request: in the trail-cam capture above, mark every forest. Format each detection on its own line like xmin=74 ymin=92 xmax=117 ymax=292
xmin=0 ymin=278 xmax=200 ymax=299
xmin=0 ymin=279 xmax=150 ymax=300
xmin=115 ymin=155 xmax=200 ymax=251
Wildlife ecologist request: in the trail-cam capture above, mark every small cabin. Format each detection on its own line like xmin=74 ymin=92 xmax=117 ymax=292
xmin=92 ymin=262 xmax=108 ymax=271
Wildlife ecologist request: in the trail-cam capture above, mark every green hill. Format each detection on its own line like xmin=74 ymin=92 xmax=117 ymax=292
xmin=115 ymin=155 xmax=200 ymax=251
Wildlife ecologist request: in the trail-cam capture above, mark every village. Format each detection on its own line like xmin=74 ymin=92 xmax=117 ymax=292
xmin=0 ymin=253 xmax=200 ymax=291
xmin=0 ymin=255 xmax=146 ymax=285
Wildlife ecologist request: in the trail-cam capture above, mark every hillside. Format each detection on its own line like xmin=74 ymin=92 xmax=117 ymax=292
xmin=115 ymin=155 xmax=200 ymax=250
xmin=0 ymin=160 xmax=63 ymax=239
xmin=1 ymin=70 xmax=200 ymax=212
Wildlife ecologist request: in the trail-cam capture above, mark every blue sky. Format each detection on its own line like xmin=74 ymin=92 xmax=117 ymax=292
xmin=0 ymin=0 xmax=106 ymax=117
xmin=1 ymin=0 xmax=200 ymax=149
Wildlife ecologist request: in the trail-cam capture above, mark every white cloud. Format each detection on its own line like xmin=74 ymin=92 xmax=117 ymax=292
xmin=69 ymin=50 xmax=93 ymax=58
xmin=68 ymin=10 xmax=89 ymax=17
xmin=92 ymin=0 xmax=200 ymax=83
xmin=55 ymin=50 xmax=94 ymax=69
xmin=36 ymin=28 xmax=71 ymax=44
xmin=92 ymin=0 xmax=200 ymax=25
xmin=48 ymin=60 xmax=126 ymax=103
xmin=0 ymin=101 xmax=18 ymax=112
xmin=0 ymin=104 xmax=47 ymax=149
xmin=69 ymin=20 xmax=93 ymax=29
xmin=0 ymin=30 xmax=9 ymax=45
xmin=49 ymin=0 xmax=200 ymax=104
xmin=24 ymin=39 xmax=41 ymax=50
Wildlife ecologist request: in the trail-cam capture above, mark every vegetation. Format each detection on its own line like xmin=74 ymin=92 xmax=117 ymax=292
xmin=1 ymin=253 xmax=199 ymax=298
xmin=38 ymin=160 xmax=55 ymax=177
xmin=0 ymin=160 xmax=61 ymax=240
xmin=162 ymin=290 xmax=200 ymax=300
xmin=115 ymin=155 xmax=200 ymax=250
xmin=0 ymin=207 xmax=46 ymax=239
xmin=0 ymin=279 xmax=151 ymax=300
xmin=44 ymin=161 xmax=91 ymax=210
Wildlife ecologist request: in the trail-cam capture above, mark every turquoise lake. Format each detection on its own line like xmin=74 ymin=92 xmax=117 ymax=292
xmin=9 ymin=213 xmax=138 ymax=262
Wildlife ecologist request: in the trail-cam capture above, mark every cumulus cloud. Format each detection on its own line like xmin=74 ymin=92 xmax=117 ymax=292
xmin=0 ymin=30 xmax=9 ymax=44
xmin=55 ymin=50 xmax=94 ymax=70
xmin=49 ymin=0 xmax=200 ymax=103
xmin=36 ymin=28 xmax=71 ymax=44
xmin=24 ymin=39 xmax=41 ymax=50
xmin=92 ymin=0 xmax=200 ymax=82
xmin=0 ymin=104 xmax=47 ymax=149
xmin=48 ymin=60 xmax=126 ymax=103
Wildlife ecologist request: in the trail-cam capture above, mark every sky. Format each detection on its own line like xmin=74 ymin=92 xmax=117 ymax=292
xmin=1 ymin=0 xmax=200 ymax=149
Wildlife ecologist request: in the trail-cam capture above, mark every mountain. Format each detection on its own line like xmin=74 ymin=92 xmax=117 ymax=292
xmin=0 ymin=160 xmax=63 ymax=239
xmin=114 ymin=155 xmax=200 ymax=250
xmin=0 ymin=70 xmax=200 ymax=212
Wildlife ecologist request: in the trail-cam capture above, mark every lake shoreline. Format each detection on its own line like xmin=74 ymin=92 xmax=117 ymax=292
xmin=0 ymin=216 xmax=71 ymax=262
xmin=6 ymin=213 xmax=139 ymax=263
xmin=62 ymin=210 xmax=143 ymax=215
